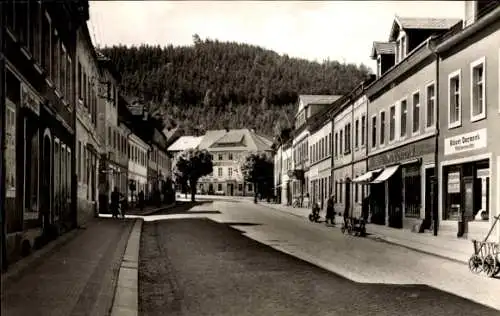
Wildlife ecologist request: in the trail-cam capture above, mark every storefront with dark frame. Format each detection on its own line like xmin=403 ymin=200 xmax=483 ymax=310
xmin=367 ymin=136 xmax=436 ymax=229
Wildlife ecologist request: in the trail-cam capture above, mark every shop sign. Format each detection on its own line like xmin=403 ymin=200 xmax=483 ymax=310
xmin=444 ymin=128 xmax=487 ymax=156
xmin=447 ymin=172 xmax=460 ymax=193
xmin=21 ymin=84 xmax=40 ymax=116
xmin=368 ymin=137 xmax=435 ymax=170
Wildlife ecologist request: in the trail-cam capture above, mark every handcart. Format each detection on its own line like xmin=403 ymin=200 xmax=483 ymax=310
xmin=341 ymin=216 xmax=366 ymax=237
xmin=468 ymin=215 xmax=500 ymax=278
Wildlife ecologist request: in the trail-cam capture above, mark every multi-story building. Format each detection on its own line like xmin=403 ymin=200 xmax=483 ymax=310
xmin=364 ymin=16 xmax=461 ymax=230
xmin=96 ymin=52 xmax=122 ymax=213
xmin=291 ymin=95 xmax=341 ymax=203
xmin=75 ymin=20 xmax=101 ymax=225
xmin=308 ymin=106 xmax=334 ymax=209
xmin=281 ymin=143 xmax=293 ymax=205
xmin=197 ymin=128 xmax=272 ymax=196
xmin=127 ymin=133 xmax=148 ymax=203
xmin=1 ymin=0 xmax=89 ymax=267
xmin=435 ymin=2 xmax=500 ymax=242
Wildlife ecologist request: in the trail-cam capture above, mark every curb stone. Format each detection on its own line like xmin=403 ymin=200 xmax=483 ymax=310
xmin=110 ymin=219 xmax=142 ymax=316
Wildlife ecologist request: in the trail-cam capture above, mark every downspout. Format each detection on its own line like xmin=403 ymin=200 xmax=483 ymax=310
xmin=0 ymin=0 xmax=8 ymax=271
xmin=428 ymin=38 xmax=439 ymax=236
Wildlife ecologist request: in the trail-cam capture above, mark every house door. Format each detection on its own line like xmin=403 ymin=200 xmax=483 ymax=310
xmin=424 ymin=168 xmax=435 ymax=224
xmin=228 ymin=184 xmax=234 ymax=196
xmin=42 ymin=133 xmax=52 ymax=228
xmin=345 ymin=180 xmax=351 ymax=217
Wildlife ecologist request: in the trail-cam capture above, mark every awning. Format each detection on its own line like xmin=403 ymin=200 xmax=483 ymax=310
xmin=371 ymin=165 xmax=400 ymax=184
xmin=352 ymin=168 xmax=382 ymax=183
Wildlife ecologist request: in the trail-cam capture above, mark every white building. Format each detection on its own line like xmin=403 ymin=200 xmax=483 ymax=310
xmin=127 ymin=133 xmax=149 ymax=202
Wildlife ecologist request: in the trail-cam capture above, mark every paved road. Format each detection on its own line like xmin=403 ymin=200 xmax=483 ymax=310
xmin=139 ymin=200 xmax=500 ymax=316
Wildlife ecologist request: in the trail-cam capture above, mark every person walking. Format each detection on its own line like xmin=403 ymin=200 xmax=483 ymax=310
xmin=325 ymin=195 xmax=335 ymax=226
xmin=110 ymin=187 xmax=120 ymax=219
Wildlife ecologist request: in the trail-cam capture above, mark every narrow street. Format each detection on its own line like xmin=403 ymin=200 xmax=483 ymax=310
xmin=139 ymin=200 xmax=500 ymax=316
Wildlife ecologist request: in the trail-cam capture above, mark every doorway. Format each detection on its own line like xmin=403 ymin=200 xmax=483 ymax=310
xmin=424 ymin=167 xmax=435 ymax=228
xmin=228 ymin=183 xmax=234 ymax=196
xmin=345 ymin=179 xmax=351 ymax=217
xmin=42 ymin=132 xmax=52 ymax=228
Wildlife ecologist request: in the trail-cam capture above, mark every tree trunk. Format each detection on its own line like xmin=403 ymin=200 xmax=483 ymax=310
xmin=190 ymin=179 xmax=197 ymax=202
xmin=254 ymin=181 xmax=258 ymax=203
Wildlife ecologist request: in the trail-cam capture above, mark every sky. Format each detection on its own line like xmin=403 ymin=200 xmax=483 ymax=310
xmin=88 ymin=1 xmax=464 ymax=71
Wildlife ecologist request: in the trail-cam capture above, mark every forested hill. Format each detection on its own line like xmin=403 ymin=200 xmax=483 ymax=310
xmin=100 ymin=35 xmax=372 ymax=137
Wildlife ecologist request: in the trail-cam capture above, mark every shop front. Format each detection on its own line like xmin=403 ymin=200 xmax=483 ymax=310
xmin=439 ymin=128 xmax=493 ymax=240
xmin=367 ymin=137 xmax=435 ymax=229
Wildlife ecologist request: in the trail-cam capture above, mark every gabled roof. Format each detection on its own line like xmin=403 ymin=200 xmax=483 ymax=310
xmin=371 ymin=41 xmax=396 ymax=59
xmin=198 ymin=128 xmax=272 ymax=152
xmin=389 ymin=16 xmax=462 ymax=41
xmin=167 ymin=135 xmax=203 ymax=152
xmin=299 ymin=95 xmax=342 ymax=106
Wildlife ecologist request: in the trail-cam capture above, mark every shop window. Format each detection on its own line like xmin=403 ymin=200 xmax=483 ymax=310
xmin=448 ymin=69 xmax=462 ymax=128
xmin=470 ymin=57 xmax=486 ymax=121
xmin=5 ymin=96 xmax=18 ymax=232
xmin=412 ymin=92 xmax=420 ymax=134
xmin=426 ymin=83 xmax=436 ymax=128
xmin=403 ymin=165 xmax=421 ymax=218
xmin=24 ymin=123 xmax=39 ymax=220
xmin=218 ymin=184 xmax=222 ymax=191
xmin=238 ymin=183 xmax=243 ymax=191
xmin=248 ymin=183 xmax=253 ymax=192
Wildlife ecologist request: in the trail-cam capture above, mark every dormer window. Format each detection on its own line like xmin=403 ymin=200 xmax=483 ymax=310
xmin=400 ymin=35 xmax=406 ymax=60
xmin=377 ymin=55 xmax=382 ymax=77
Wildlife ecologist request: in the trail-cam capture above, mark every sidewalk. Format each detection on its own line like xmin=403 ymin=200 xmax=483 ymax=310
xmin=262 ymin=202 xmax=473 ymax=264
xmin=1 ymin=218 xmax=136 ymax=316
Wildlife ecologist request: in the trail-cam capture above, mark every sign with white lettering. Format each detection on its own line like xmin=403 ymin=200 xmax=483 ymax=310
xmin=444 ymin=128 xmax=487 ymax=156
xmin=447 ymin=172 xmax=460 ymax=193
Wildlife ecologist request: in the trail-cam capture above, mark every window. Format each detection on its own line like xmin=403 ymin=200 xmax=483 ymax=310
xmin=5 ymin=99 xmax=17 ymax=214
xmin=354 ymin=119 xmax=359 ymax=149
xmin=218 ymin=167 xmax=223 ymax=177
xmin=52 ymin=30 xmax=59 ymax=87
xmin=470 ymin=57 xmax=486 ymax=121
xmin=248 ymin=183 xmax=253 ymax=191
xmin=400 ymin=99 xmax=407 ymax=138
xmin=448 ymin=69 xmax=462 ymax=128
xmin=389 ymin=105 xmax=396 ymax=141
xmin=344 ymin=123 xmax=351 ymax=154
xmin=228 ymin=168 xmax=233 ymax=177
xmin=426 ymin=83 xmax=436 ymax=128
xmin=371 ymin=116 xmax=377 ymax=147
xmin=354 ymin=181 xmax=359 ymax=203
xmin=361 ymin=115 xmax=366 ymax=146
xmin=32 ymin=2 xmax=42 ymax=63
xmin=334 ymin=133 xmax=338 ymax=157
xmin=228 ymin=153 xmax=233 ymax=160
xmin=412 ymin=92 xmax=420 ymax=134
xmin=217 ymin=184 xmax=222 ymax=191
xmin=218 ymin=154 xmax=223 ymax=161
xmin=339 ymin=130 xmax=343 ymax=154
xmin=54 ymin=139 xmax=60 ymax=221
xmin=60 ymin=45 xmax=67 ymax=100
xmin=327 ymin=133 xmax=331 ymax=156
xmin=380 ymin=111 xmax=386 ymax=145
xmin=25 ymin=123 xmax=39 ymax=220
xmin=42 ymin=12 xmax=52 ymax=78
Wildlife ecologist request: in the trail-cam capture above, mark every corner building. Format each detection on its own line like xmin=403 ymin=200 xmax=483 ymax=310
xmin=435 ymin=2 xmax=500 ymax=242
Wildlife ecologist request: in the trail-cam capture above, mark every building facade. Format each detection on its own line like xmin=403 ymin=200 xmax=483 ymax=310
xmin=127 ymin=133 xmax=148 ymax=203
xmin=197 ymin=129 xmax=272 ymax=196
xmin=1 ymin=1 xmax=89 ymax=266
xmin=435 ymin=2 xmax=500 ymax=242
xmin=364 ymin=16 xmax=460 ymax=230
xmin=75 ymin=20 xmax=101 ymax=225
